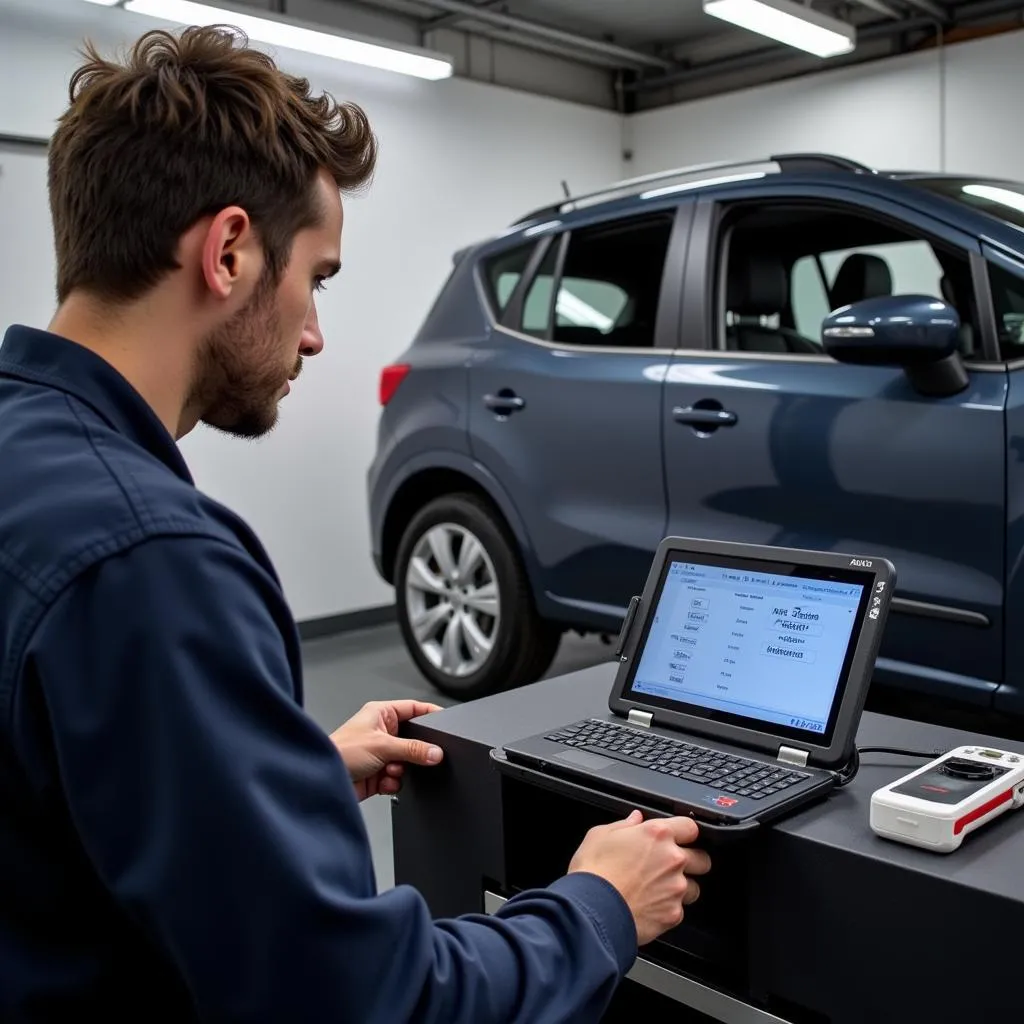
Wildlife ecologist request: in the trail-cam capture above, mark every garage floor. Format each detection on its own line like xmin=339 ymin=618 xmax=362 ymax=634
xmin=301 ymin=624 xmax=612 ymax=890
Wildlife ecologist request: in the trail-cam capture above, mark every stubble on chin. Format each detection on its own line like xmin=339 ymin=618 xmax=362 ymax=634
xmin=187 ymin=286 xmax=288 ymax=440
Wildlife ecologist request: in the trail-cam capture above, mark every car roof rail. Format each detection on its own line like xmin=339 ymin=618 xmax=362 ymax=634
xmin=511 ymin=152 xmax=876 ymax=226
xmin=770 ymin=152 xmax=875 ymax=174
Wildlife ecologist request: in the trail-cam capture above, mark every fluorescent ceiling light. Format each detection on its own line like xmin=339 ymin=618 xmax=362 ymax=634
xmin=81 ymin=0 xmax=122 ymax=5
xmin=703 ymin=0 xmax=855 ymax=58
xmin=556 ymin=290 xmax=615 ymax=332
xmin=120 ymin=0 xmax=454 ymax=80
xmin=962 ymin=183 xmax=1024 ymax=215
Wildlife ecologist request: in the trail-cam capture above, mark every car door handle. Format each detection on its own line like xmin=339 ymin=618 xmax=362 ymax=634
xmin=483 ymin=392 xmax=526 ymax=414
xmin=673 ymin=406 xmax=737 ymax=427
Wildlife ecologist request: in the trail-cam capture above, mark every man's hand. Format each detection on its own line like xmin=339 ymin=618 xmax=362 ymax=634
xmin=568 ymin=811 xmax=711 ymax=946
xmin=330 ymin=700 xmax=445 ymax=801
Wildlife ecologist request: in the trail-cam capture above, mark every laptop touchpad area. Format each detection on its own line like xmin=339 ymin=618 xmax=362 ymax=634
xmin=556 ymin=749 xmax=616 ymax=771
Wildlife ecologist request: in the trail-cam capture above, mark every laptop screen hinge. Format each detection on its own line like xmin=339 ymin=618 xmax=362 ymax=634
xmin=778 ymin=745 xmax=809 ymax=767
xmin=628 ymin=710 xmax=653 ymax=728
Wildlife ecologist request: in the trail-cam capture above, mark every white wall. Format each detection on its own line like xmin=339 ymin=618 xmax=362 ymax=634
xmin=0 ymin=0 xmax=623 ymax=621
xmin=7 ymin=0 xmax=1024 ymax=624
xmin=626 ymin=28 xmax=1024 ymax=181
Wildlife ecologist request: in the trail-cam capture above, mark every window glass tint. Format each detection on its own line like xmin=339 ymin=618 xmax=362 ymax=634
xmin=819 ymin=241 xmax=944 ymax=301
xmin=721 ymin=203 xmax=977 ymax=357
xmin=549 ymin=213 xmax=673 ymax=348
xmin=522 ymin=243 xmax=558 ymax=335
xmin=989 ymin=258 xmax=1024 ymax=359
xmin=790 ymin=256 xmax=830 ymax=339
xmin=910 ymin=177 xmax=1024 ymax=231
xmin=556 ymin=278 xmax=629 ymax=332
xmin=482 ymin=242 xmax=535 ymax=315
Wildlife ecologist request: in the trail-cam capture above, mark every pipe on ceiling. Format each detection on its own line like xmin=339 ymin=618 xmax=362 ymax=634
xmin=625 ymin=0 xmax=1024 ymax=92
xmin=901 ymin=0 xmax=950 ymax=19
xmin=412 ymin=0 xmax=676 ymax=69
xmin=851 ymin=0 xmax=904 ymax=18
xmin=421 ymin=0 xmax=503 ymax=32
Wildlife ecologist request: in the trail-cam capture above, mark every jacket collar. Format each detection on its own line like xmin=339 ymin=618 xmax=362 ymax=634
xmin=0 ymin=325 xmax=193 ymax=484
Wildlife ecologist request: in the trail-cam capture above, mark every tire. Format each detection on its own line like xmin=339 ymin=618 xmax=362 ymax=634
xmin=394 ymin=493 xmax=561 ymax=700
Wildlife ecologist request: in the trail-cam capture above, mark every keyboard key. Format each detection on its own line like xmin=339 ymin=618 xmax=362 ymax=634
xmin=579 ymin=744 xmax=650 ymax=767
xmin=546 ymin=720 xmax=799 ymax=795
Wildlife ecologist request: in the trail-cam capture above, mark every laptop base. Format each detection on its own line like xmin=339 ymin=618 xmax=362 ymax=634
xmin=496 ymin=726 xmax=835 ymax=835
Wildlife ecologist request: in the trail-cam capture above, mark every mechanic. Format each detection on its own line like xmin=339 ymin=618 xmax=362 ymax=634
xmin=0 ymin=24 xmax=711 ymax=1022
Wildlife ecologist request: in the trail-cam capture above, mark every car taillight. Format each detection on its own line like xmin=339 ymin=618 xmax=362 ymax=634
xmin=379 ymin=363 xmax=410 ymax=406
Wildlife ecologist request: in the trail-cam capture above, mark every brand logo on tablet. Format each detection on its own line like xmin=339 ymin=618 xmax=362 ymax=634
xmin=706 ymin=795 xmax=739 ymax=808
xmin=849 ymin=558 xmax=873 ymax=567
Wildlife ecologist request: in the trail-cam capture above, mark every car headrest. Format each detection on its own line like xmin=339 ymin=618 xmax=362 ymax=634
xmin=727 ymin=253 xmax=787 ymax=315
xmin=831 ymin=253 xmax=893 ymax=310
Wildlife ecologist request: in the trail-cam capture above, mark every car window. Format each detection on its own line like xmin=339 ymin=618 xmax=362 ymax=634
xmin=521 ymin=243 xmax=558 ymax=334
xmin=821 ymin=241 xmax=945 ymax=303
xmin=989 ymin=258 xmax=1024 ymax=360
xmin=720 ymin=204 xmax=978 ymax=358
xmin=482 ymin=242 xmax=536 ymax=315
xmin=516 ymin=212 xmax=673 ymax=347
xmin=791 ymin=256 xmax=830 ymax=340
xmin=791 ymin=241 xmax=945 ymax=340
xmin=555 ymin=277 xmax=629 ymax=332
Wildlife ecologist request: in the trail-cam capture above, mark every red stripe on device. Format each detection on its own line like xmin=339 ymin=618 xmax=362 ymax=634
xmin=953 ymin=788 xmax=1013 ymax=835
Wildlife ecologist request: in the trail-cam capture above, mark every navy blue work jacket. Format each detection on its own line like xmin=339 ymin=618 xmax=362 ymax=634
xmin=0 ymin=325 xmax=636 ymax=1021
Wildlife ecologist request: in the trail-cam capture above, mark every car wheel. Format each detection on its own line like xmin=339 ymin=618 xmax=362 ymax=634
xmin=395 ymin=493 xmax=561 ymax=700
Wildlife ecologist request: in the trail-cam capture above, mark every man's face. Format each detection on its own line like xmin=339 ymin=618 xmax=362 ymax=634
xmin=195 ymin=171 xmax=342 ymax=439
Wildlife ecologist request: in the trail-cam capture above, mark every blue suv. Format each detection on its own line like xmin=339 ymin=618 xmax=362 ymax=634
xmin=368 ymin=152 xmax=1024 ymax=723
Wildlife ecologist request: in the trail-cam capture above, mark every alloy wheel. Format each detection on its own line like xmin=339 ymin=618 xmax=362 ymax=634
xmin=404 ymin=523 xmax=501 ymax=680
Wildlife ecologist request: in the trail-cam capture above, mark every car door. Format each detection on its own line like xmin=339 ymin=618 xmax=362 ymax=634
xmin=660 ymin=183 xmax=1007 ymax=706
xmin=468 ymin=203 xmax=690 ymax=630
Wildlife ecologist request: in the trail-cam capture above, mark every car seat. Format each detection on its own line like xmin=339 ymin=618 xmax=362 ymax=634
xmin=726 ymin=252 xmax=820 ymax=354
xmin=829 ymin=252 xmax=893 ymax=310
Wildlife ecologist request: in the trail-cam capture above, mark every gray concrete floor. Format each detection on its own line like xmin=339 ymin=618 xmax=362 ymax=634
xmin=301 ymin=623 xmax=612 ymax=890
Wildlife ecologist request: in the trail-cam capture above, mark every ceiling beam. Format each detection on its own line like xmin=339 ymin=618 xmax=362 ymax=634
xmin=902 ymin=0 xmax=950 ymax=19
xmin=413 ymin=0 xmax=676 ymax=68
xmin=850 ymin=0 xmax=904 ymax=18
xmin=627 ymin=0 xmax=1023 ymax=93
xmin=420 ymin=0 xmax=503 ymax=32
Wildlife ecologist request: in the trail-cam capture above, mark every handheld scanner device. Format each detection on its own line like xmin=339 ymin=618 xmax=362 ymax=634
xmin=870 ymin=745 xmax=1024 ymax=853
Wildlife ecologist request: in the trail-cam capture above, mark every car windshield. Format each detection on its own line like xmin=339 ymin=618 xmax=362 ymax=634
xmin=909 ymin=177 xmax=1024 ymax=231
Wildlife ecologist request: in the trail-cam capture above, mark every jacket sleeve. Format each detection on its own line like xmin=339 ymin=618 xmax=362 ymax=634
xmin=19 ymin=534 xmax=637 ymax=1023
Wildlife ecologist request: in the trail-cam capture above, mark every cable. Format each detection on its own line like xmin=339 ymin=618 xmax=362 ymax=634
xmin=831 ymin=745 xmax=948 ymax=788
xmin=858 ymin=745 xmax=944 ymax=759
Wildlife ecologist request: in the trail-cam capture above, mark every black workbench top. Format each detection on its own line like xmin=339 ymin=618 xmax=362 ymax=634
xmin=395 ymin=663 xmax=1024 ymax=1021
xmin=409 ymin=661 xmax=1024 ymax=896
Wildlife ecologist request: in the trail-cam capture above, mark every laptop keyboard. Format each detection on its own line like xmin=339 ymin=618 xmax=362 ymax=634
xmin=544 ymin=719 xmax=810 ymax=800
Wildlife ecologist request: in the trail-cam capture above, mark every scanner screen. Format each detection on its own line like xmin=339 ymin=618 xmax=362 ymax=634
xmin=629 ymin=558 xmax=865 ymax=737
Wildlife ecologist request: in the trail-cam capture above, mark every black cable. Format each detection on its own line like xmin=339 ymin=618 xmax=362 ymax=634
xmin=858 ymin=745 xmax=944 ymax=759
xmin=831 ymin=745 xmax=947 ymax=788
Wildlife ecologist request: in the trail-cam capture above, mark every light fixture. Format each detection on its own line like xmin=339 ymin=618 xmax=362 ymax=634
xmin=113 ymin=0 xmax=454 ymax=80
xmin=81 ymin=0 xmax=122 ymax=5
xmin=556 ymin=290 xmax=615 ymax=332
xmin=702 ymin=0 xmax=855 ymax=58
xmin=963 ymin=183 xmax=1024 ymax=216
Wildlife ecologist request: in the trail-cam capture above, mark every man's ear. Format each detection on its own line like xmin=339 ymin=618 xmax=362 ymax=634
xmin=200 ymin=207 xmax=261 ymax=300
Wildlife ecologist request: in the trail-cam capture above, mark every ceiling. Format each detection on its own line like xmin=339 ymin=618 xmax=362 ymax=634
xmin=486 ymin=0 xmax=713 ymax=44
xmin=340 ymin=0 xmax=1024 ymax=107
xmin=5 ymin=0 xmax=1023 ymax=110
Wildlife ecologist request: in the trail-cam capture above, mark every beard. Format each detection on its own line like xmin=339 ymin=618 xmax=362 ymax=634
xmin=188 ymin=274 xmax=301 ymax=440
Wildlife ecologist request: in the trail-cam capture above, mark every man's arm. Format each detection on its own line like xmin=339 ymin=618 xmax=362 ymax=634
xmin=17 ymin=535 xmax=636 ymax=1023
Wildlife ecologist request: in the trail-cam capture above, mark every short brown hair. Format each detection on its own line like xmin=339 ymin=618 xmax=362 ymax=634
xmin=48 ymin=26 xmax=377 ymax=304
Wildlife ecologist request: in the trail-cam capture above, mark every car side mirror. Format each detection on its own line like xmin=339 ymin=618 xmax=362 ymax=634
xmin=822 ymin=295 xmax=968 ymax=397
